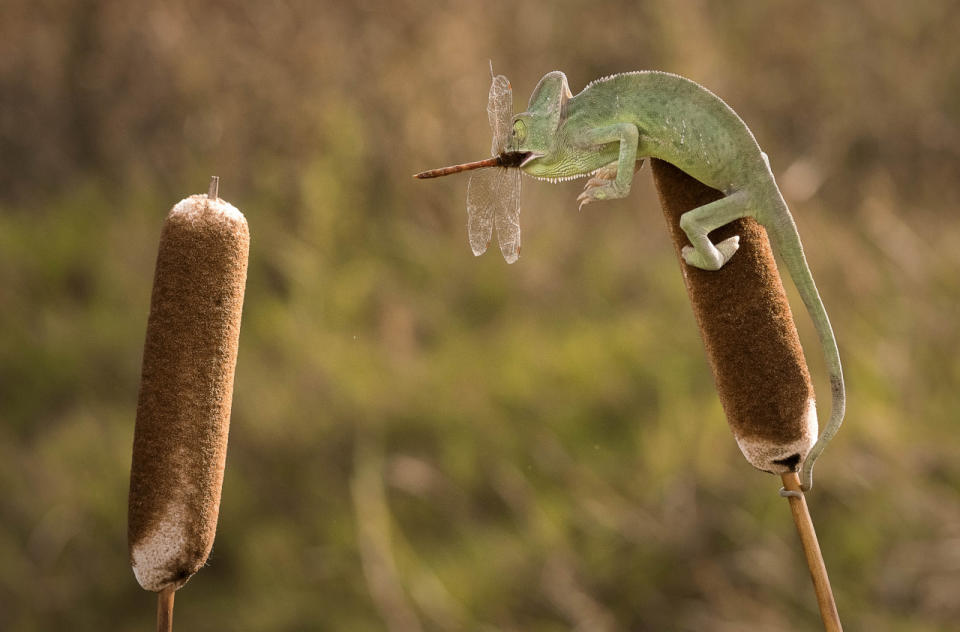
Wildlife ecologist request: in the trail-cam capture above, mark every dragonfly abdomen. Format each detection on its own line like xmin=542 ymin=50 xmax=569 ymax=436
xmin=414 ymin=152 xmax=527 ymax=179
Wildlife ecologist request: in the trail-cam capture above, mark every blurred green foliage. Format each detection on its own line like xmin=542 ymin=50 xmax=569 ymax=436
xmin=2 ymin=1 xmax=960 ymax=630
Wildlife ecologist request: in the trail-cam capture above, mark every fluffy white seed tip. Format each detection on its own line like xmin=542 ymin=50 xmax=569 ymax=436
xmin=733 ymin=398 xmax=819 ymax=473
xmin=130 ymin=506 xmax=192 ymax=592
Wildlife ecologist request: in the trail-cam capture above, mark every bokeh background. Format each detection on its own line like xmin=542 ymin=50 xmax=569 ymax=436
xmin=2 ymin=1 xmax=960 ymax=630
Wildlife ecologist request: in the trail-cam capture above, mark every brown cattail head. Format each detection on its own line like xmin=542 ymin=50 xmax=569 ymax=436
xmin=651 ymin=159 xmax=816 ymax=473
xmin=128 ymin=189 xmax=249 ymax=592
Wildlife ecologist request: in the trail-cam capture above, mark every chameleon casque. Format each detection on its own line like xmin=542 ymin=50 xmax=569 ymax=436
xmin=509 ymin=70 xmax=844 ymax=491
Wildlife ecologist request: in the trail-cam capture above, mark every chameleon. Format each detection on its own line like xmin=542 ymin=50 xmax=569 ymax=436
xmin=508 ymin=70 xmax=844 ymax=492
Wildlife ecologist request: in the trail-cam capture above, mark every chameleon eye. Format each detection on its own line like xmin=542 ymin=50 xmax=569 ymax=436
xmin=512 ymin=119 xmax=527 ymax=143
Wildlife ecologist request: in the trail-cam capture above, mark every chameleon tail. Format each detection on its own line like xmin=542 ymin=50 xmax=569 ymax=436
xmin=767 ymin=195 xmax=846 ymax=492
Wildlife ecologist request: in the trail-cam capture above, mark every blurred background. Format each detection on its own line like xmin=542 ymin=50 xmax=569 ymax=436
xmin=2 ymin=1 xmax=959 ymax=630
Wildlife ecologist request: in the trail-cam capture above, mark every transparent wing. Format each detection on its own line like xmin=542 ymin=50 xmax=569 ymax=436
xmin=466 ymin=168 xmax=497 ymax=256
xmin=465 ymin=68 xmax=519 ymax=261
xmin=487 ymin=73 xmax=513 ymax=156
xmin=494 ymin=168 xmax=522 ymax=264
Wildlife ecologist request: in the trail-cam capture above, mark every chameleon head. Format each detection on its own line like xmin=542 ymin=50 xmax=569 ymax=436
xmin=512 ymin=71 xmax=611 ymax=181
xmin=511 ymin=71 xmax=572 ymax=178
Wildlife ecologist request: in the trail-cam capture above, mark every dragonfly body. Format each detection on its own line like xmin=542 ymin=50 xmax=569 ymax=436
xmin=414 ymin=153 xmax=525 ymax=179
xmin=414 ymin=69 xmax=529 ymax=263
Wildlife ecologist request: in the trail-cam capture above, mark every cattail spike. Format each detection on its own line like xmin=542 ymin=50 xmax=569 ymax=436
xmin=651 ymin=158 xmax=817 ymax=474
xmin=128 ymin=185 xmax=249 ymax=597
xmin=652 ymin=158 xmax=843 ymax=630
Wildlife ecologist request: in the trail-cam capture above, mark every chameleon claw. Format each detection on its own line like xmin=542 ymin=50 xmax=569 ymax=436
xmin=577 ymin=189 xmax=600 ymax=210
xmin=583 ymin=176 xmax=608 ymax=190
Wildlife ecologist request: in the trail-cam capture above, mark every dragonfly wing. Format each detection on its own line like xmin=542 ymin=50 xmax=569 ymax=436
xmin=487 ymin=73 xmax=513 ymax=156
xmin=494 ymin=168 xmax=522 ymax=264
xmin=466 ymin=168 xmax=497 ymax=256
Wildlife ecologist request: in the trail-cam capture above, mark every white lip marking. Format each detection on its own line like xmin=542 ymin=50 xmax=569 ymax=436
xmin=520 ymin=153 xmax=544 ymax=167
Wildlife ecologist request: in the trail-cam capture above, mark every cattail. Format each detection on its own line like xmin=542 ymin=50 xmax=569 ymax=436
xmin=651 ymin=159 xmax=817 ymax=475
xmin=651 ymin=159 xmax=842 ymax=630
xmin=128 ymin=177 xmax=248 ymax=612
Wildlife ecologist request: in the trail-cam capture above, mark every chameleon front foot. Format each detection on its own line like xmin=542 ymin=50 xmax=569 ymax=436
xmin=576 ymin=161 xmax=644 ymax=210
xmin=577 ymin=184 xmax=616 ymax=210
xmin=681 ymin=235 xmax=741 ymax=270
xmin=576 ymin=166 xmax=618 ymax=210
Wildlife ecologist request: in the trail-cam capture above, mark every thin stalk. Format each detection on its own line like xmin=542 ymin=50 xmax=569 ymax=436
xmin=157 ymin=587 xmax=175 ymax=632
xmin=781 ymin=472 xmax=842 ymax=631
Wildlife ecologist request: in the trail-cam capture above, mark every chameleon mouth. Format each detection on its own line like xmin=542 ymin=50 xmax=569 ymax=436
xmin=496 ymin=151 xmax=535 ymax=169
xmin=519 ymin=152 xmax=543 ymax=167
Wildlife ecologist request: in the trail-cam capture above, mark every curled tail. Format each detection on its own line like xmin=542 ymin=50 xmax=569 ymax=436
xmin=766 ymin=196 xmax=845 ymax=492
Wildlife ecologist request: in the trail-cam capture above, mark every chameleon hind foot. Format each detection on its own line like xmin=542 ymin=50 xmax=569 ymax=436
xmin=681 ymin=235 xmax=740 ymax=270
xmin=678 ymin=190 xmax=750 ymax=270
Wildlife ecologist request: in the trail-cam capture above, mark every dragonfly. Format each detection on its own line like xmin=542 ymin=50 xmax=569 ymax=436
xmin=415 ymin=68 xmax=529 ymax=264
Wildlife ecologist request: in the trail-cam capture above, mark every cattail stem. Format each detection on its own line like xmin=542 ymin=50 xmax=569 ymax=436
xmin=157 ymin=587 xmax=175 ymax=632
xmin=208 ymin=175 xmax=219 ymax=200
xmin=781 ymin=472 xmax=842 ymax=631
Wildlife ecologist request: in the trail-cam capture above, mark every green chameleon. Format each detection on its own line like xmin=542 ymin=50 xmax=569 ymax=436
xmin=510 ymin=70 xmax=844 ymax=492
